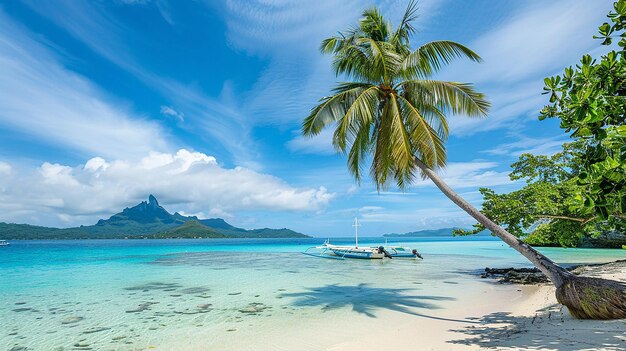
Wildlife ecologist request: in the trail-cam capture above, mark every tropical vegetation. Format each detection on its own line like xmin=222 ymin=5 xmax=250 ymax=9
xmin=302 ymin=0 xmax=626 ymax=319
xmin=460 ymin=1 xmax=626 ymax=250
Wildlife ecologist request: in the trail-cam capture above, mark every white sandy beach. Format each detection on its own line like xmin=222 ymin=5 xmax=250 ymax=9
xmin=151 ymin=261 xmax=626 ymax=351
xmin=327 ymin=261 xmax=626 ymax=351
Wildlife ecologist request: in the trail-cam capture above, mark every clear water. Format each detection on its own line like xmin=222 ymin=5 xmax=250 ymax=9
xmin=1 ymin=237 xmax=624 ymax=350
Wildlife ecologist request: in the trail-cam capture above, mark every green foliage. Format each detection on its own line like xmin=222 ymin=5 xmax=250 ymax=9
xmin=525 ymin=222 xmax=585 ymax=248
xmin=541 ymin=1 xmax=626 ymax=226
xmin=382 ymin=227 xmax=489 ymax=237
xmin=153 ymin=220 xmax=228 ymax=239
xmin=304 ymin=0 xmax=489 ymax=190
xmin=461 ymin=1 xmax=626 ymax=247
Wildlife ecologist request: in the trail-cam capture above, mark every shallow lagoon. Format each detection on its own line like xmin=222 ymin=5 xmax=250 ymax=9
xmin=1 ymin=237 xmax=625 ymax=350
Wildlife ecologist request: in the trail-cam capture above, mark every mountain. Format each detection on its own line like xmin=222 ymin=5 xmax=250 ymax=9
xmin=90 ymin=195 xmax=187 ymax=235
xmin=152 ymin=220 xmax=228 ymax=239
xmin=0 ymin=195 xmax=309 ymax=239
xmin=383 ymin=227 xmax=490 ymax=237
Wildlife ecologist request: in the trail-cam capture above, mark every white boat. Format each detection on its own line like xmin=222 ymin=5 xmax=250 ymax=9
xmin=0 ymin=240 xmax=9 ymax=246
xmin=303 ymin=218 xmax=422 ymax=260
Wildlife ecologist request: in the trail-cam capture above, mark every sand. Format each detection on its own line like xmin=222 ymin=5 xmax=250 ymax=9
xmin=327 ymin=261 xmax=626 ymax=351
xmin=132 ymin=260 xmax=626 ymax=351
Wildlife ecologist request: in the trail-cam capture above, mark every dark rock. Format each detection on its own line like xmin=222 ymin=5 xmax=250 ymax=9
xmin=12 ymin=308 xmax=32 ymax=312
xmin=83 ymin=327 xmax=110 ymax=334
xmin=479 ymin=261 xmax=626 ymax=284
xmin=180 ymin=287 xmax=209 ymax=294
xmin=481 ymin=267 xmax=550 ymax=284
xmin=61 ymin=316 xmax=84 ymax=324
xmin=124 ymin=282 xmax=181 ymax=291
xmin=125 ymin=302 xmax=158 ymax=313
xmin=238 ymin=302 xmax=270 ymax=314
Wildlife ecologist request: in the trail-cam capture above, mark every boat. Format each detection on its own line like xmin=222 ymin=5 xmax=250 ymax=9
xmin=385 ymin=245 xmax=423 ymax=259
xmin=0 ymin=240 xmax=9 ymax=246
xmin=303 ymin=218 xmax=422 ymax=260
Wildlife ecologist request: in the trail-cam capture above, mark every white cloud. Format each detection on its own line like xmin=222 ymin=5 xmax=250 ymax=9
xmin=484 ymin=135 xmax=569 ymax=157
xmin=21 ymin=1 xmax=258 ymax=167
xmin=346 ymin=184 xmax=358 ymax=195
xmin=160 ymin=105 xmax=184 ymax=122
xmin=468 ymin=2 xmax=609 ymax=84
xmin=221 ymin=0 xmax=362 ymax=126
xmin=358 ymin=206 xmax=384 ymax=213
xmin=0 ymin=10 xmax=170 ymax=160
xmin=0 ymin=149 xmax=334 ymax=227
xmin=413 ymin=161 xmax=514 ymax=189
xmin=222 ymin=0 xmax=445 ymax=127
xmin=287 ymin=128 xmax=336 ymax=155
xmin=0 ymin=162 xmax=11 ymax=175
xmin=438 ymin=1 xmax=613 ymax=136
xmin=359 ymin=206 xmax=474 ymax=229
xmin=279 ymin=0 xmax=606 ymax=150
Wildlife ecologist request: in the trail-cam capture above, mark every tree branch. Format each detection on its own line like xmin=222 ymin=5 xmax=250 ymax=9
xmin=534 ymin=214 xmax=589 ymax=223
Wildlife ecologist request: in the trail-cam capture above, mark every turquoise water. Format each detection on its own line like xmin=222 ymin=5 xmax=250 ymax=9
xmin=1 ymin=237 xmax=625 ymax=350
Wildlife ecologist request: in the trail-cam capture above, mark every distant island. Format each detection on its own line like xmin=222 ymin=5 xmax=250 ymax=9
xmin=0 ymin=195 xmax=309 ymax=240
xmin=383 ymin=227 xmax=490 ymax=237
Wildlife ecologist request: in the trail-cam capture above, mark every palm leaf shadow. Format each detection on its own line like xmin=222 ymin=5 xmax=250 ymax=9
xmin=282 ymin=283 xmax=475 ymax=323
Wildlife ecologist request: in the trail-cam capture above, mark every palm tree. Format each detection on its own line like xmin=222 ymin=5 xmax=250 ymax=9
xmin=302 ymin=1 xmax=626 ymax=319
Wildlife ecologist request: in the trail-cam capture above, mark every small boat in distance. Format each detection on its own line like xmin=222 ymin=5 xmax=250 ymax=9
xmin=303 ymin=218 xmax=422 ymax=260
xmin=0 ymin=240 xmax=9 ymax=246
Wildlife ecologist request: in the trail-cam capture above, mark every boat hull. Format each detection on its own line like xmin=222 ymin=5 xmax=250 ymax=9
xmin=328 ymin=248 xmax=385 ymax=259
xmin=302 ymin=242 xmax=421 ymax=260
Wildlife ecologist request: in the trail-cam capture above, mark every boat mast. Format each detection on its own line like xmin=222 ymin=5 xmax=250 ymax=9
xmin=353 ymin=217 xmax=360 ymax=248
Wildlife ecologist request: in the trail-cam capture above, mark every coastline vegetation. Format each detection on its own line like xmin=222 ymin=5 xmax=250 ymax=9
xmin=458 ymin=1 xmax=626 ymax=250
xmin=302 ymin=0 xmax=626 ymax=319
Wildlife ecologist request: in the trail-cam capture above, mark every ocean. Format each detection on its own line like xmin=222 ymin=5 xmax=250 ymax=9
xmin=1 ymin=236 xmax=625 ymax=350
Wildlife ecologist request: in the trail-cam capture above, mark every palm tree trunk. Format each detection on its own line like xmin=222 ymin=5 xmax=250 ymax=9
xmin=414 ymin=157 xmax=626 ymax=319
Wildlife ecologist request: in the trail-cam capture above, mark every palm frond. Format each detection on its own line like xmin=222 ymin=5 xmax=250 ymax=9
xmin=302 ymin=85 xmax=371 ymax=136
xmin=387 ymin=94 xmax=416 ymax=189
xmin=417 ymin=103 xmax=449 ymax=141
xmin=320 ymin=37 xmax=343 ymax=54
xmin=391 ymin=0 xmax=418 ymax=51
xmin=400 ymin=80 xmax=490 ymax=117
xmin=320 ymin=28 xmax=359 ymax=54
xmin=359 ymin=7 xmax=390 ymax=41
xmin=357 ymin=38 xmax=402 ymax=83
xmin=371 ymin=95 xmax=414 ymax=190
xmin=399 ymin=40 xmax=482 ymax=79
xmin=310 ymin=3 xmax=489 ymax=191
xmin=397 ymin=95 xmax=446 ymax=169
xmin=333 ymin=85 xmax=380 ymax=151
xmin=347 ymin=118 xmax=374 ymax=183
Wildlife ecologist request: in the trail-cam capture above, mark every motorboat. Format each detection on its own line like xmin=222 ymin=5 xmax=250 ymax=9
xmin=303 ymin=218 xmax=422 ymax=260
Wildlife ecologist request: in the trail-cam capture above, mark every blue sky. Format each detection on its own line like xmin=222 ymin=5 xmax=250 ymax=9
xmin=0 ymin=0 xmax=615 ymax=236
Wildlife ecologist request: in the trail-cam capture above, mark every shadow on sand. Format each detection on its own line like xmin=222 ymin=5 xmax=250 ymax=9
xmin=449 ymin=304 xmax=626 ymax=350
xmin=282 ymin=283 xmax=477 ymax=323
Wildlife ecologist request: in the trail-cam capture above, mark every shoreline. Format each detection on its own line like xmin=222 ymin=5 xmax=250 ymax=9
xmin=3 ymin=241 xmax=625 ymax=350
xmin=455 ymin=260 xmax=626 ymax=350
xmin=327 ymin=260 xmax=626 ymax=351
